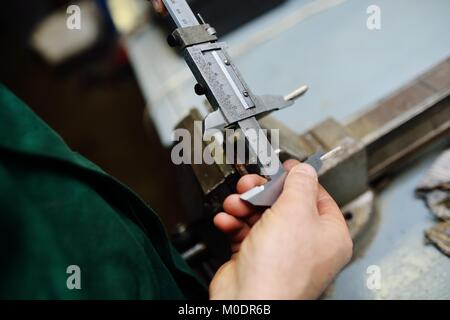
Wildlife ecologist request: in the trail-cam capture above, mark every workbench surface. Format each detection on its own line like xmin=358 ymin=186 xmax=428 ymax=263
xmin=328 ymin=146 xmax=450 ymax=299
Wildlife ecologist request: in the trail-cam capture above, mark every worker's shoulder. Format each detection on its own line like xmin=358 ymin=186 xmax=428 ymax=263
xmin=0 ymin=84 xmax=94 ymax=169
xmin=0 ymin=85 xmax=152 ymax=254
xmin=0 ymin=85 xmax=206 ymax=299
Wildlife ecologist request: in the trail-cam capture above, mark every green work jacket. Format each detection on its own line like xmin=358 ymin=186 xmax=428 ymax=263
xmin=0 ymin=85 xmax=207 ymax=299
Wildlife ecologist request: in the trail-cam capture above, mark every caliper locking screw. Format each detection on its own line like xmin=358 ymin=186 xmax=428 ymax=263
xmin=194 ymin=83 xmax=206 ymax=96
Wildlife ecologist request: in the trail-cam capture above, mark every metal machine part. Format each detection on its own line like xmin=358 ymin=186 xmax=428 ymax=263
xmin=240 ymin=147 xmax=341 ymax=206
xmin=162 ymin=0 xmax=309 ymax=207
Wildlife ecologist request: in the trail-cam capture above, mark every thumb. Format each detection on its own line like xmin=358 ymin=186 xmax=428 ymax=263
xmin=271 ymin=163 xmax=319 ymax=218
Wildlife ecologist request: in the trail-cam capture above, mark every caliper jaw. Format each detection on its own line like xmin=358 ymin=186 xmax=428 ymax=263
xmin=203 ymin=94 xmax=297 ymax=132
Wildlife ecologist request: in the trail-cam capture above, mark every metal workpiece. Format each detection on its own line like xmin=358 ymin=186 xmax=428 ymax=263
xmin=240 ymin=147 xmax=341 ymax=207
xmin=239 ymin=171 xmax=287 ymax=207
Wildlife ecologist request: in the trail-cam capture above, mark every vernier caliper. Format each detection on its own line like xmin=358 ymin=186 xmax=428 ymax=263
xmin=162 ymin=0 xmax=311 ymax=207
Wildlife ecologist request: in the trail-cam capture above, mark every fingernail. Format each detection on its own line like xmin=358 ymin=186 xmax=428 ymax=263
xmin=293 ymin=163 xmax=318 ymax=179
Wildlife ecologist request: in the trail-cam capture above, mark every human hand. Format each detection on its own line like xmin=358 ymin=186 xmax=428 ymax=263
xmin=150 ymin=0 xmax=167 ymax=16
xmin=211 ymin=160 xmax=353 ymax=300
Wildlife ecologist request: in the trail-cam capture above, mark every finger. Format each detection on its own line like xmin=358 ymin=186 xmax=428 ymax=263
xmin=214 ymin=212 xmax=246 ymax=234
xmin=214 ymin=212 xmax=251 ymax=244
xmin=223 ymin=194 xmax=257 ymax=218
xmin=273 ymin=163 xmax=319 ymax=218
xmin=235 ymin=161 xmax=298 ymax=194
xmin=223 ymin=194 xmax=263 ymax=226
xmin=236 ymin=174 xmax=267 ymax=194
xmin=247 ymin=212 xmax=262 ymax=227
xmin=317 ymin=184 xmax=346 ymax=224
xmin=229 ymin=224 xmax=251 ymax=244
xmin=283 ymin=159 xmax=300 ymax=171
